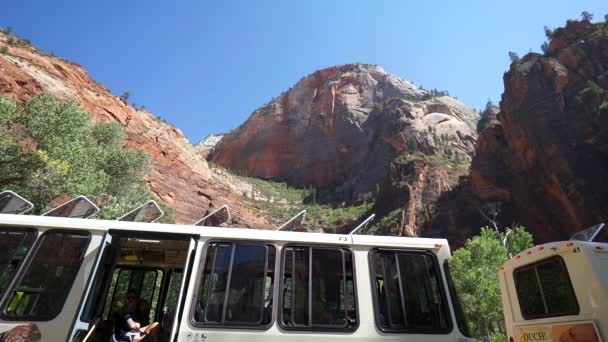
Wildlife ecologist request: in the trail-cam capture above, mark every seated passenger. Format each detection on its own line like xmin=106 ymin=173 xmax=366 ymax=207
xmin=113 ymin=291 xmax=159 ymax=342
xmin=135 ymin=300 xmax=150 ymax=327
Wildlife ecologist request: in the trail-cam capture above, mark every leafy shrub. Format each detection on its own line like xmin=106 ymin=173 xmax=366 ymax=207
xmin=581 ymin=11 xmax=593 ymax=22
xmin=508 ymin=51 xmax=520 ymax=63
xmin=449 ymin=226 xmax=533 ymax=341
xmin=543 ymin=26 xmax=554 ymax=39
xmin=0 ymin=94 xmax=172 ymax=220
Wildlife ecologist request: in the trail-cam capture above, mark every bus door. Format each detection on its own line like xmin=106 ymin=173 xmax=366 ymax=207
xmin=67 ymin=233 xmax=197 ymax=342
xmin=166 ymin=237 xmax=197 ymax=342
xmin=67 ymin=232 xmax=114 ymax=342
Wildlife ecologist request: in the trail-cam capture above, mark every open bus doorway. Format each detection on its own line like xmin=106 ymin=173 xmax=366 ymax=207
xmin=69 ymin=232 xmax=196 ymax=342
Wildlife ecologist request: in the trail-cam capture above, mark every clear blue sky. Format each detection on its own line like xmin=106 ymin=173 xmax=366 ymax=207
xmin=1 ymin=1 xmax=606 ymax=143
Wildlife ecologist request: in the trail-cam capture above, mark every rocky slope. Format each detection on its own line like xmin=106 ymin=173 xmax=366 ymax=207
xmin=428 ymin=19 xmax=608 ymax=243
xmin=210 ymin=64 xmax=479 ymax=205
xmin=0 ymin=31 xmax=268 ymax=226
xmin=195 ymin=133 xmax=224 ymax=159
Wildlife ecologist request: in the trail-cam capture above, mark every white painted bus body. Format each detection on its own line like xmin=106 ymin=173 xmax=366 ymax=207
xmin=0 ymin=214 xmax=473 ymax=342
xmin=499 ymin=240 xmax=608 ymax=342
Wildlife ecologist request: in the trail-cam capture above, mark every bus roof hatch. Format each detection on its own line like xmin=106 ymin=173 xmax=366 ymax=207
xmin=194 ymin=205 xmax=231 ymax=227
xmin=118 ymin=200 xmax=164 ymax=223
xmin=42 ymin=195 xmax=100 ymax=218
xmin=570 ymin=223 xmax=605 ymax=242
xmin=349 ymin=214 xmax=376 ymax=235
xmin=277 ymin=210 xmax=307 ymax=231
xmin=0 ymin=190 xmax=34 ymax=214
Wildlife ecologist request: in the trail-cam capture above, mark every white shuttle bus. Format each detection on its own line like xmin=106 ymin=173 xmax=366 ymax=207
xmin=499 ymin=224 xmax=607 ymax=342
xmin=0 ymin=202 xmax=473 ymax=341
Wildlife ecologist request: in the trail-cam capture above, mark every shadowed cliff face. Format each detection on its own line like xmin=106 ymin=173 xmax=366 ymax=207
xmin=436 ymin=20 xmax=608 ymax=243
xmin=0 ymin=31 xmax=268 ymax=226
xmin=210 ymin=64 xmax=479 ymax=201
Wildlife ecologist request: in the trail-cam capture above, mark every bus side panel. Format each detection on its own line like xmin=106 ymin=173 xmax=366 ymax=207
xmin=177 ymin=241 xmax=472 ymax=342
xmin=500 ymin=270 xmax=516 ymax=340
xmin=0 ymin=230 xmax=104 ymax=342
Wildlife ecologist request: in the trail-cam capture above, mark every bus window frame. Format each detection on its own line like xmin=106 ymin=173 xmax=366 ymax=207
xmin=278 ymin=243 xmax=359 ymax=333
xmin=0 ymin=229 xmax=91 ymax=321
xmin=189 ymin=239 xmax=278 ymax=330
xmin=513 ymin=255 xmax=580 ymax=320
xmin=368 ymin=248 xmax=453 ymax=334
xmin=79 ymin=238 xmax=115 ymax=323
xmin=443 ymin=260 xmax=472 ymax=337
xmin=0 ymin=227 xmax=38 ymax=301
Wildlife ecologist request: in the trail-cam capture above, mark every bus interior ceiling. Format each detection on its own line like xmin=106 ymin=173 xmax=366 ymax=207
xmin=90 ymin=236 xmax=190 ymax=342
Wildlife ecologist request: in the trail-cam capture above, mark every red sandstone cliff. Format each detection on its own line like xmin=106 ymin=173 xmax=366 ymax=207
xmin=430 ymin=19 xmax=608 ymax=243
xmin=210 ymin=64 xmax=479 ymax=203
xmin=0 ymin=31 xmax=268 ymax=226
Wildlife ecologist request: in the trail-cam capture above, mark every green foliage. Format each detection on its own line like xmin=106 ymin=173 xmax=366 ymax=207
xmin=7 ymin=36 xmax=16 ymax=46
xmin=581 ymin=11 xmax=593 ymax=22
xmin=0 ymin=94 xmax=171 ymax=219
xmin=367 ymin=208 xmax=401 ymax=235
xmin=0 ymin=46 xmax=7 ymax=55
xmin=407 ymin=137 xmax=418 ymax=151
xmin=478 ymin=99 xmax=498 ymax=133
xmin=0 ymin=98 xmax=42 ymax=189
xmin=504 ymin=225 xmax=534 ymax=257
xmin=120 ymin=91 xmax=130 ymax=102
xmin=232 ymin=173 xmax=370 ymax=232
xmin=541 ymin=42 xmax=550 ymax=55
xmin=18 ymin=39 xmax=31 ymax=47
xmin=575 ymin=80 xmax=606 ymax=110
xmin=508 ymin=51 xmax=520 ymax=63
xmin=543 ymin=26 xmax=554 ymax=39
xmin=449 ymin=227 xmax=534 ymax=341
xmin=3 ymin=26 xmax=13 ymax=35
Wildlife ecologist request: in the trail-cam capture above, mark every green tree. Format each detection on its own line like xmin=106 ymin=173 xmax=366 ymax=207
xmin=0 ymin=94 xmax=172 ymax=220
xmin=543 ymin=26 xmax=554 ymax=39
xmin=581 ymin=11 xmax=593 ymax=22
xmin=503 ymin=225 xmax=533 ymax=257
xmin=508 ymin=51 xmax=520 ymax=63
xmin=0 ymin=97 xmax=41 ymax=187
xmin=541 ymin=42 xmax=550 ymax=55
xmin=449 ymin=227 xmax=534 ymax=341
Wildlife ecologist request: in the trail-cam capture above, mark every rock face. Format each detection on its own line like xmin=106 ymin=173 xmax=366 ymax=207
xmin=0 ymin=32 xmax=268 ymax=226
xmin=196 ymin=134 xmax=224 ymax=159
xmin=371 ymin=153 xmax=464 ymax=237
xmin=459 ymin=20 xmax=608 ymax=242
xmin=210 ymin=64 xmax=479 ymax=201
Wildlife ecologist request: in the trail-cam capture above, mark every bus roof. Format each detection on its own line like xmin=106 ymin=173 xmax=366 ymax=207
xmin=501 ymin=240 xmax=607 ymax=270
xmin=0 ymin=213 xmax=449 ymax=251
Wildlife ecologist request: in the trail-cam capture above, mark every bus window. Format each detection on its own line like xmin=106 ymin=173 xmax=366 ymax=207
xmin=193 ymin=241 xmax=275 ymax=327
xmin=0 ymin=229 xmax=36 ymax=298
xmin=280 ymin=245 xmax=357 ymax=331
xmin=1 ymin=231 xmax=90 ymax=320
xmin=370 ymin=249 xmax=451 ymax=333
xmin=514 ymin=256 xmax=579 ymax=320
xmin=102 ymin=268 xmax=163 ymax=322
